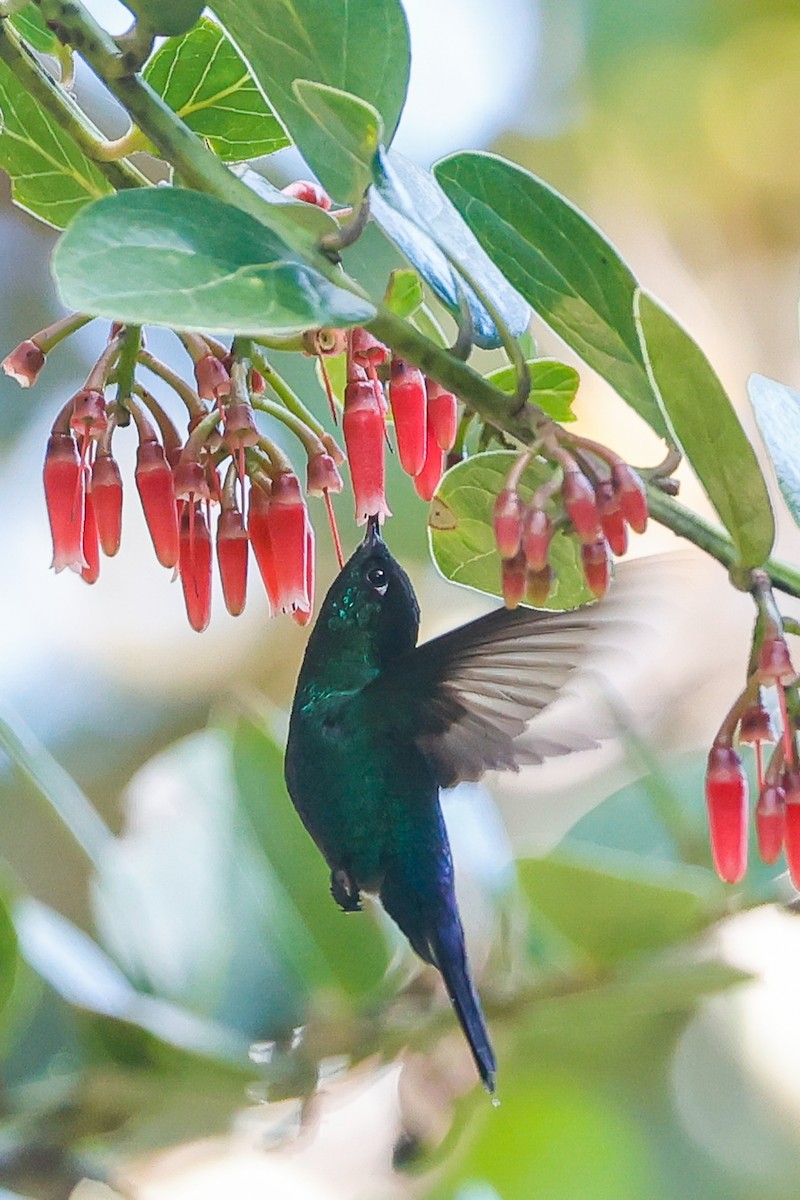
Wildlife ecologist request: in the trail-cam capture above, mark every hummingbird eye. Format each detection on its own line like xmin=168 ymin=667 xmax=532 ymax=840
xmin=365 ymin=564 xmax=389 ymax=595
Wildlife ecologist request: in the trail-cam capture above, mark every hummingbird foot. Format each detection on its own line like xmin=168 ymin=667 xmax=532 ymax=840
xmin=331 ymin=868 xmax=362 ymax=912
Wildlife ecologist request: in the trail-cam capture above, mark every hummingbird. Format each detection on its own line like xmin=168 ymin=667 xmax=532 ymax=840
xmin=285 ymin=516 xmax=614 ymax=1093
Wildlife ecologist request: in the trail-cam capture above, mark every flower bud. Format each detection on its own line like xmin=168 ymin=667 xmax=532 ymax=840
xmin=611 ymin=463 xmax=648 ymax=534
xmin=414 ymin=424 xmax=445 ymax=502
xmin=280 ymin=179 xmax=332 ymax=210
xmin=194 ymin=353 xmax=231 ymax=401
xmin=3 ymin=339 xmax=45 ymax=387
xmin=757 ymin=634 xmax=797 ymax=686
xmin=595 ymin=480 xmax=627 ymax=557
xmin=581 ymin=537 xmax=611 ymax=599
xmin=526 ymin=565 xmax=553 ymax=608
xmin=267 ymin=471 xmax=310 ymax=613
xmin=216 ymin=506 xmax=248 ymax=617
xmin=306 ymin=451 xmax=344 ymax=497
xmin=426 ymin=381 xmax=458 ymax=453
xmin=783 ymin=768 xmax=800 ymax=886
xmin=521 ymin=507 xmax=552 ymax=574
xmin=70 ymin=388 xmax=107 ymax=440
xmin=247 ymin=483 xmax=279 ymax=613
xmin=705 ymin=744 xmax=749 ymax=884
xmin=562 ymin=468 xmax=601 ymax=544
xmin=81 ymin=490 xmax=100 ymax=585
xmin=343 ymin=379 xmax=391 ymax=524
xmin=493 ymin=488 xmax=522 ymax=560
xmin=223 ymin=401 xmax=260 ymax=450
xmin=91 ymin=453 xmax=123 ymax=557
xmin=179 ymin=503 xmax=212 ymax=632
xmin=44 ymin=433 xmax=85 ymax=574
xmin=755 ymin=783 xmax=785 ymax=866
xmin=389 ymin=359 xmax=427 ymax=478
xmin=135 ymin=440 xmax=180 ymax=568
xmin=501 ymin=552 xmax=527 ymax=610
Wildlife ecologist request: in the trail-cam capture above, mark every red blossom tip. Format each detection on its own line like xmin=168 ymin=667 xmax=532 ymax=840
xmin=521 ymin=507 xmax=552 ymax=574
xmin=562 ymin=469 xmax=601 ymax=544
xmin=389 ymin=359 xmax=427 ymax=478
xmin=179 ymin=503 xmax=212 ymax=632
xmin=216 ymin=506 xmax=248 ymax=617
xmin=705 ymin=744 xmax=749 ymax=884
xmin=81 ymin=490 xmax=100 ymax=585
xmin=595 ymin=480 xmax=628 ymax=557
xmin=135 ymin=440 xmax=180 ymax=568
xmin=247 ymin=483 xmax=279 ymax=613
xmin=756 ymin=784 xmax=785 ymax=865
xmin=611 ymin=463 xmax=648 ymax=534
xmin=783 ymin=768 xmax=800 ymax=886
xmin=268 ymin=472 xmax=311 ymax=613
xmin=91 ymin=454 xmax=123 ymax=557
xmin=44 ymin=432 xmax=86 ymax=574
xmin=2 ymin=339 xmax=45 ymax=387
xmin=581 ymin=537 xmax=611 ymax=598
xmin=413 ymin=425 xmax=445 ymax=503
xmin=426 ymin=381 xmax=458 ymax=453
xmin=343 ymin=379 xmax=391 ymax=524
xmin=493 ymin=488 xmax=523 ymax=560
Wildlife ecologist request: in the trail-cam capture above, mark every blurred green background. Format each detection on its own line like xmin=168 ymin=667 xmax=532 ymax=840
xmin=2 ymin=1 xmax=800 ymax=1198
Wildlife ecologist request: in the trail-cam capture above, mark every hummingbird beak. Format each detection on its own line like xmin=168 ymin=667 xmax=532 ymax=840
xmin=364 ymin=514 xmax=383 ymax=545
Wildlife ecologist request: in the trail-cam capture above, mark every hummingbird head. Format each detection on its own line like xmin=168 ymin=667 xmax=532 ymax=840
xmin=308 ymin=519 xmax=421 ymax=675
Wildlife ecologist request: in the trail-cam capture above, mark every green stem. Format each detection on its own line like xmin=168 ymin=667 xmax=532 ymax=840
xmin=250 ymin=350 xmax=328 ymax=440
xmin=0 ymin=704 xmax=112 ymax=869
xmin=114 ymin=324 xmax=140 ymax=410
xmin=646 ymin=485 xmax=800 ymax=600
xmin=0 ymin=19 xmax=147 ymax=191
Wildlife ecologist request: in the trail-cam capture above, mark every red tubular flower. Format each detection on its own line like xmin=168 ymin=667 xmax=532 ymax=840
xmin=91 ymin=453 xmax=123 ymax=557
xmin=179 ymin=503 xmax=212 ymax=632
xmin=3 ymin=339 xmax=45 ymax=387
xmin=756 ymin=783 xmax=785 ymax=866
xmin=280 ymin=179 xmax=333 ymax=210
xmin=194 ymin=353 xmax=231 ymax=401
xmin=501 ymin=552 xmax=527 ymax=610
xmin=581 ymin=537 xmax=611 ymax=599
xmin=526 ymin=565 xmax=553 ymax=607
xmin=426 ymin=381 xmax=458 ymax=453
xmin=81 ymin=490 xmax=100 ymax=585
xmin=292 ymin=522 xmax=316 ymax=627
xmin=389 ymin=359 xmax=427 ymax=477
xmin=70 ymin=388 xmax=107 ymax=442
xmin=216 ymin=505 xmax=248 ymax=617
xmin=306 ymin=451 xmax=344 ymax=497
xmin=782 ymin=768 xmax=800 ymax=886
xmin=611 ymin=463 xmax=648 ymax=534
xmin=521 ymin=507 xmax=552 ymax=574
xmin=267 ymin=472 xmax=310 ymax=612
xmin=44 ymin=432 xmax=85 ymax=574
xmin=247 ymin=482 xmax=279 ymax=613
xmin=562 ymin=468 xmax=601 ymax=544
xmin=705 ymin=744 xmax=749 ymax=884
xmin=493 ymin=488 xmax=522 ymax=560
xmin=414 ymin=425 xmax=445 ymax=502
xmin=343 ymin=378 xmax=391 ymax=524
xmin=135 ymin=440 xmax=180 ymax=568
xmin=595 ymin=480 xmax=627 ymax=557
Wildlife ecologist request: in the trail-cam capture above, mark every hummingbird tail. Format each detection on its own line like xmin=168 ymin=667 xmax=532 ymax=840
xmin=380 ymin=872 xmax=497 ymax=1092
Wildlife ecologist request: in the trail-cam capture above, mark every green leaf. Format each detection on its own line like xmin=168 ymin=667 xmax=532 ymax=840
xmin=383 ymin=268 xmax=424 ymax=319
xmin=122 ymin=0 xmax=204 ymax=36
xmin=142 ymin=17 xmax=290 ymax=162
xmin=433 ymin=151 xmax=669 ymax=437
xmin=519 ymin=851 xmax=722 ymax=969
xmin=486 ymin=359 xmax=578 ymax=423
xmin=53 ymin=188 xmax=375 ymax=335
xmin=371 ymin=149 xmax=530 ymax=350
xmin=8 ymin=5 xmax=60 ymax=54
xmin=211 ymin=0 xmax=410 ymax=203
xmin=0 ymin=888 xmax=19 ymax=1022
xmin=748 ymin=374 xmax=800 ymax=530
xmin=428 ymin=450 xmax=594 ymax=608
xmin=0 ymin=57 xmax=113 ymax=229
xmin=231 ymin=714 xmax=390 ymax=998
xmin=293 ymin=80 xmax=382 ymax=203
xmin=635 ymin=292 xmax=775 ymax=568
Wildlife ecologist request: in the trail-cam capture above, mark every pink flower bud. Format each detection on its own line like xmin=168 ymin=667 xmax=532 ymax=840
xmin=179 ymin=503 xmax=212 ymax=632
xmin=343 ymin=379 xmax=391 ymax=524
xmin=223 ymin=401 xmax=260 ymax=450
xmin=493 ymin=488 xmax=522 ymax=560
xmin=194 ymin=353 xmax=231 ymax=401
xmin=611 ymin=463 xmax=648 ymax=534
xmin=389 ymin=359 xmax=427 ymax=478
xmin=595 ymin=480 xmax=627 ymax=557
xmin=426 ymin=381 xmax=458 ymax=453
xmin=757 ymin=634 xmax=797 ymax=686
xmin=705 ymin=744 xmax=749 ymax=883
xmin=216 ymin=506 xmax=248 ymax=617
xmin=306 ymin=451 xmax=344 ymax=497
xmin=581 ymin=537 xmax=611 ymax=599
xmin=756 ymin=783 xmax=785 ymax=866
xmin=280 ymin=180 xmax=333 ymax=210
xmin=70 ymin=388 xmax=107 ymax=440
xmin=562 ymin=468 xmax=601 ymax=544
xmin=91 ymin=453 xmax=122 ymax=557
xmin=521 ymin=507 xmax=552 ymax=574
xmin=3 ymin=339 xmax=45 ymax=387
xmin=43 ymin=433 xmax=85 ymax=574
xmin=135 ymin=440 xmax=180 ymax=568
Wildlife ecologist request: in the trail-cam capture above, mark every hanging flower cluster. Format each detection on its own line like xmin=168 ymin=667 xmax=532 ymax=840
xmin=491 ymin=436 xmax=649 ymax=608
xmin=705 ymin=574 xmax=800 ymax=885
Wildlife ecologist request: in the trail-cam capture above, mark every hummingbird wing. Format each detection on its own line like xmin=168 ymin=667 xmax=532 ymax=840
xmin=366 ymin=603 xmax=606 ymax=788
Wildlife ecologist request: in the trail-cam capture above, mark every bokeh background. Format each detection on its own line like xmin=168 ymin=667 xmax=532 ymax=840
xmin=3 ymin=1 xmax=800 ymax=1198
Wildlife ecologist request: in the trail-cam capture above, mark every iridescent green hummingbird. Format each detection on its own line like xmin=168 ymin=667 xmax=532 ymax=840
xmin=285 ymin=517 xmax=607 ymax=1092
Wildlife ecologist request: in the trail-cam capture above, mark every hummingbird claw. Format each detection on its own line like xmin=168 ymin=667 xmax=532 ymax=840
xmin=331 ymin=868 xmax=362 ymax=912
